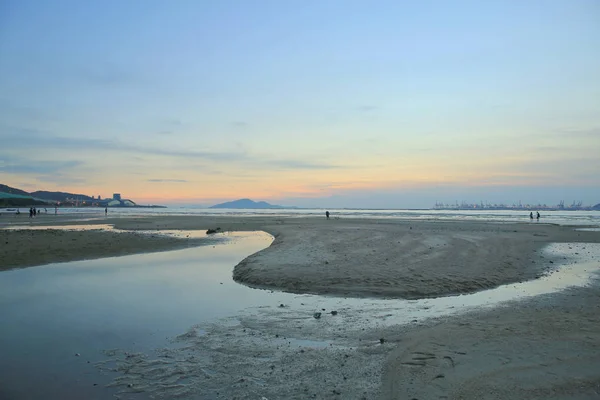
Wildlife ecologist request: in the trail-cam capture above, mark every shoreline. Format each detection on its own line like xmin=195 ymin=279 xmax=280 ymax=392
xmin=2 ymin=215 xmax=600 ymax=300
xmin=98 ymin=242 xmax=600 ymax=400
xmin=2 ymin=214 xmax=600 ymax=399
xmin=0 ymin=226 xmax=212 ymax=271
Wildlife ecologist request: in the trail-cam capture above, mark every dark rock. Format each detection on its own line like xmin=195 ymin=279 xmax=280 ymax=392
xmin=379 ymin=338 xmax=385 ymax=344
xmin=313 ymin=312 xmax=322 ymax=319
xmin=206 ymin=229 xmax=218 ymax=234
xmin=331 ymin=310 xmax=338 ymax=316
xmin=279 ymin=304 xmax=285 ymax=308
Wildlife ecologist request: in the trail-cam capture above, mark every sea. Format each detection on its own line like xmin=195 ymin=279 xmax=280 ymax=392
xmin=3 ymin=206 xmax=599 ymax=227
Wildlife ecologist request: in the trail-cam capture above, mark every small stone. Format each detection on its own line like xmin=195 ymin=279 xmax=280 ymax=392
xmin=331 ymin=310 xmax=338 ymax=316
xmin=127 ymin=384 xmax=133 ymax=388
xmin=379 ymin=338 xmax=385 ymax=344
xmin=279 ymin=304 xmax=285 ymax=308
xmin=313 ymin=312 xmax=322 ymax=319
xmin=322 ymin=308 xmax=326 ymax=311
xmin=75 ymin=353 xmax=80 ymax=357
xmin=325 ymin=261 xmax=329 ymax=264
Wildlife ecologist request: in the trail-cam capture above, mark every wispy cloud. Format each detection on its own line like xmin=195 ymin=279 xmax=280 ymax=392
xmin=34 ymin=174 xmax=87 ymax=185
xmin=266 ymin=159 xmax=344 ymax=170
xmin=147 ymin=179 xmax=188 ymax=183
xmin=1 ymin=126 xmax=245 ymax=161
xmin=79 ymin=66 xmax=139 ymax=86
xmin=1 ymin=126 xmax=346 ymax=171
xmin=357 ymin=105 xmax=379 ymax=112
xmin=0 ymin=155 xmax=82 ymax=174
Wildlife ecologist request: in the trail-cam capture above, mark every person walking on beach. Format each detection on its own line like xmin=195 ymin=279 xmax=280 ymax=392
xmin=105 ymin=207 xmax=108 ymax=216
xmin=33 ymin=207 xmax=37 ymax=217
xmin=29 ymin=208 xmax=33 ymax=218
xmin=536 ymin=211 xmax=540 ymax=221
xmin=55 ymin=206 xmax=57 ymax=215
xmin=326 ymin=211 xmax=330 ymax=220
xmin=529 ymin=212 xmax=533 ymax=220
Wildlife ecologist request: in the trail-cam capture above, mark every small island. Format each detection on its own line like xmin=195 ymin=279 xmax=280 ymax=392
xmin=209 ymin=198 xmax=293 ymax=209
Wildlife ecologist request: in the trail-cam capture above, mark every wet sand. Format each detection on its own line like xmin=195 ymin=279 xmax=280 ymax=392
xmin=3 ymin=214 xmax=598 ymax=298
xmin=101 ymin=243 xmax=600 ymax=400
xmin=0 ymin=227 xmax=210 ymax=271
xmin=2 ymin=214 xmax=600 ymax=399
xmin=380 ymin=286 xmax=600 ymax=400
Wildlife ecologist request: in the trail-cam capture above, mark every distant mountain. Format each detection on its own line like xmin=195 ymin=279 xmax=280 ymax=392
xmin=0 ymin=185 xmax=50 ymax=207
xmin=209 ymin=198 xmax=289 ymax=209
xmin=0 ymin=183 xmax=165 ymax=208
xmin=31 ymin=191 xmax=94 ymax=202
xmin=0 ymin=184 xmax=30 ymax=197
xmin=0 ymin=184 xmax=93 ymax=203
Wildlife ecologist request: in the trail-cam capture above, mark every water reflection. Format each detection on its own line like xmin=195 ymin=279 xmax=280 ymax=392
xmin=0 ymin=231 xmax=272 ymax=400
xmin=0 ymin=231 xmax=598 ymax=399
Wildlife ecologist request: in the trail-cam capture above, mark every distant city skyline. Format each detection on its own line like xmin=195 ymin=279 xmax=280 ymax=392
xmin=1 ymin=1 xmax=599 ymax=208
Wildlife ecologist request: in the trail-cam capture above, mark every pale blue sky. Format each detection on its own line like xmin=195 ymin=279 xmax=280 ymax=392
xmin=1 ymin=0 xmax=599 ymax=207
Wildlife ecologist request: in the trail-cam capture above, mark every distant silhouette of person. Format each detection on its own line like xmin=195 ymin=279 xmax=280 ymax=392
xmin=33 ymin=207 xmax=37 ymax=217
xmin=29 ymin=208 xmax=33 ymax=218
xmin=529 ymin=212 xmax=533 ymax=220
xmin=536 ymin=211 xmax=540 ymax=221
xmin=105 ymin=207 xmax=108 ymax=216
xmin=16 ymin=209 xmax=20 ymax=215
xmin=326 ymin=211 xmax=330 ymax=220
xmin=44 ymin=208 xmax=47 ymax=213
xmin=55 ymin=206 xmax=57 ymax=215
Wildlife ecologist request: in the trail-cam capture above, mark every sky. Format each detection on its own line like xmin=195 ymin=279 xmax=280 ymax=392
xmin=0 ymin=0 xmax=599 ymax=208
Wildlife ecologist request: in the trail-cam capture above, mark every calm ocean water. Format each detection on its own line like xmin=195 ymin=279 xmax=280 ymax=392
xmin=4 ymin=206 xmax=598 ymax=226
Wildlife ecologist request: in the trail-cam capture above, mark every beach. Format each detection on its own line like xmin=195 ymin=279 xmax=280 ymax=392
xmin=2 ymin=215 xmax=598 ymax=298
xmin=1 ymin=214 xmax=600 ymax=399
